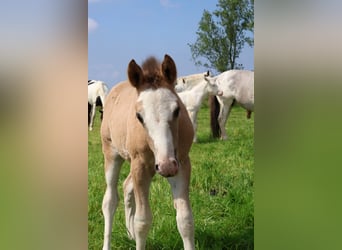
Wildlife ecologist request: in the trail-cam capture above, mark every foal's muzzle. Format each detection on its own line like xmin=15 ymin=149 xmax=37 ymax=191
xmin=155 ymin=157 xmax=179 ymax=177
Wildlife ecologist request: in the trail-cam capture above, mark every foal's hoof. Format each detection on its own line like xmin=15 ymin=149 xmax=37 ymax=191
xmin=89 ymin=127 xmax=93 ymax=131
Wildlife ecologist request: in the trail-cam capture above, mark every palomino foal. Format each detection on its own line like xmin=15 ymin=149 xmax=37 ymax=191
xmin=100 ymin=55 xmax=195 ymax=250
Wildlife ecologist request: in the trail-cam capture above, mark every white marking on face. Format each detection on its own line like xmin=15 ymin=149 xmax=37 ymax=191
xmin=137 ymin=88 xmax=178 ymax=161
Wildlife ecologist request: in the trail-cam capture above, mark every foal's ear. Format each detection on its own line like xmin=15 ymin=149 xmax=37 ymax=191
xmin=161 ymin=54 xmax=177 ymax=85
xmin=128 ymin=59 xmax=144 ymax=89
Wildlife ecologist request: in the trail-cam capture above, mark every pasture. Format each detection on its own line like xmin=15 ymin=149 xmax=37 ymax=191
xmin=88 ymin=100 xmax=254 ymax=249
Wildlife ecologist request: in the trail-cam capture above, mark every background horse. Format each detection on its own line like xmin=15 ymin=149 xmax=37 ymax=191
xmin=100 ymin=55 xmax=195 ymax=250
xmin=207 ymin=70 xmax=254 ymax=140
xmin=176 ymin=72 xmax=223 ymax=142
xmin=175 ymin=71 xmax=210 ymax=92
xmin=88 ymin=97 xmax=104 ymax=126
xmin=88 ymin=80 xmax=108 ymax=131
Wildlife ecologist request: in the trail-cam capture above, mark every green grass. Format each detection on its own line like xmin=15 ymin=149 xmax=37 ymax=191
xmin=88 ymin=101 xmax=254 ymax=250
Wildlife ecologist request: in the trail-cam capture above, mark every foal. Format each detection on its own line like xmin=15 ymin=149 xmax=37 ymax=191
xmin=100 ymin=55 xmax=195 ymax=250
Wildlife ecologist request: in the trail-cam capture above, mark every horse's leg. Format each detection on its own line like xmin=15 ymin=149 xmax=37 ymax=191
xmin=131 ymin=160 xmax=153 ymax=250
xmin=218 ymin=99 xmax=233 ymax=140
xmin=89 ymin=103 xmax=96 ymax=131
xmin=123 ymin=172 xmax=135 ymax=240
xmin=168 ymin=156 xmax=195 ymax=250
xmin=188 ymin=109 xmax=198 ymax=143
xmin=246 ymin=110 xmax=252 ymax=119
xmin=102 ymin=146 xmax=124 ymax=250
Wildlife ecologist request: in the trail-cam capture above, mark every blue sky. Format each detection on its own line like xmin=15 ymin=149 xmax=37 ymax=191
xmin=88 ymin=0 xmax=254 ymax=88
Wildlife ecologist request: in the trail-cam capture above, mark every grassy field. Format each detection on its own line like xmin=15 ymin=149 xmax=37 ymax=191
xmin=88 ymin=101 xmax=254 ymax=250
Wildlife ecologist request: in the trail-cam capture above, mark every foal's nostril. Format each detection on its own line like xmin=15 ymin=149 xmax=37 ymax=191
xmin=171 ymin=159 xmax=178 ymax=168
xmin=155 ymin=164 xmax=159 ymax=171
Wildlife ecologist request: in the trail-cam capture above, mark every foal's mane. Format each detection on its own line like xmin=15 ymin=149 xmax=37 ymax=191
xmin=141 ymin=57 xmax=166 ymax=89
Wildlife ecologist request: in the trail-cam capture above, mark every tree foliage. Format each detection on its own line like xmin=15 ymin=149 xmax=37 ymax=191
xmin=189 ymin=0 xmax=254 ymax=72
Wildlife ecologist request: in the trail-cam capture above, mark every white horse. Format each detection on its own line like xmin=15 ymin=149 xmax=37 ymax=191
xmin=88 ymin=80 xmax=109 ymax=131
xmin=175 ymin=71 xmax=210 ymax=92
xmin=206 ymin=70 xmax=254 ymax=140
xmin=176 ymin=72 xmax=223 ymax=142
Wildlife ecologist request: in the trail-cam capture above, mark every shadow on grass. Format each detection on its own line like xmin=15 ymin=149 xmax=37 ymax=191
xmin=195 ymin=226 xmax=254 ymax=250
xmin=143 ymin=226 xmax=253 ymax=250
xmin=195 ymin=134 xmax=221 ymax=144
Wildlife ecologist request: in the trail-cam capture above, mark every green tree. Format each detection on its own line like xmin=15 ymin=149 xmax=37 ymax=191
xmin=189 ymin=0 xmax=254 ymax=72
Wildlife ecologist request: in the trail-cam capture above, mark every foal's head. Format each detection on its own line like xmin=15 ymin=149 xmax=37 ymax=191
xmin=204 ymin=75 xmax=223 ymax=96
xmin=128 ymin=55 xmax=181 ymax=177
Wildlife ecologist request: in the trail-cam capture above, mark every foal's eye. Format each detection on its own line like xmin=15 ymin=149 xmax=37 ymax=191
xmin=136 ymin=113 xmax=144 ymax=124
xmin=173 ymin=107 xmax=180 ymax=118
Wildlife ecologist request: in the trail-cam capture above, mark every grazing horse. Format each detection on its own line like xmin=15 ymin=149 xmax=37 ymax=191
xmin=100 ymin=55 xmax=195 ymax=250
xmin=88 ymin=80 xmax=109 ymax=131
xmin=207 ymin=70 xmax=254 ymax=140
xmin=176 ymin=72 xmax=223 ymax=142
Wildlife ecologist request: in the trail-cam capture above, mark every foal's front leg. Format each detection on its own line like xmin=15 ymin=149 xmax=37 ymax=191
xmin=131 ymin=160 xmax=154 ymax=250
xmin=168 ymin=156 xmax=195 ymax=250
xmin=123 ymin=172 xmax=135 ymax=240
xmin=102 ymin=152 xmax=124 ymax=250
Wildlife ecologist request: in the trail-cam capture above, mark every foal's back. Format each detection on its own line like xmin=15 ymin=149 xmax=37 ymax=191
xmin=101 ymin=81 xmax=140 ymax=160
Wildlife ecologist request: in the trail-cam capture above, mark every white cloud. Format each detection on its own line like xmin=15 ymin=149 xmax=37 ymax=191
xmin=160 ymin=0 xmax=179 ymax=8
xmin=88 ymin=18 xmax=98 ymax=32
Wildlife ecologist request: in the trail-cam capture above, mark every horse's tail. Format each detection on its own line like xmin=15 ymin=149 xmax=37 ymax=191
xmin=209 ymin=95 xmax=221 ymax=138
xmin=100 ymin=83 xmax=109 ymax=106
xmin=88 ymin=103 xmax=92 ymax=126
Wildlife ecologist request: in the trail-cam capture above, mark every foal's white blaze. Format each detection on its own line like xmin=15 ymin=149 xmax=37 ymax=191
xmin=137 ymin=88 xmax=179 ymax=177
